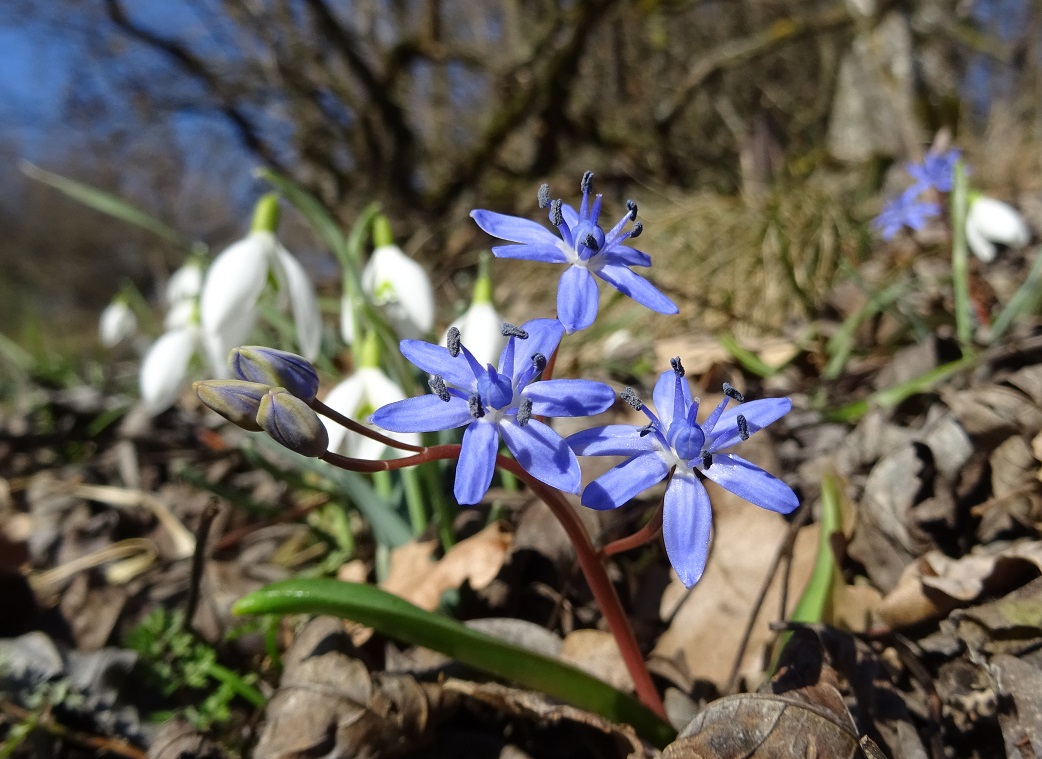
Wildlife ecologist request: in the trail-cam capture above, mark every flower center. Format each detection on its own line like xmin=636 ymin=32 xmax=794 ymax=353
xmin=573 ymin=220 xmax=605 ymax=262
xmin=478 ymin=366 xmax=514 ymax=411
xmin=668 ymin=421 xmax=705 ymax=462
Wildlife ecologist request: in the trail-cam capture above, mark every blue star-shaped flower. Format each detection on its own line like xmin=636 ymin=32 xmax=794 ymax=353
xmin=470 ymin=172 xmax=678 ymax=333
xmin=906 ymin=149 xmax=961 ymax=194
xmin=872 ymin=186 xmax=941 ymax=241
xmin=566 ymin=359 xmax=798 ymax=587
xmin=371 ymin=319 xmax=616 ymax=504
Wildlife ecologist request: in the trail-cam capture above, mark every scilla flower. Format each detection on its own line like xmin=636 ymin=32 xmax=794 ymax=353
xmin=965 ymin=195 xmax=1030 ymax=263
xmin=567 ymin=359 xmax=798 ymax=587
xmin=371 ymin=319 xmax=615 ymax=504
xmin=200 ymin=194 xmax=321 ymax=364
xmin=471 ymin=172 xmax=677 ymax=333
xmin=872 ymin=186 xmax=940 ymax=241
xmin=321 ymin=333 xmax=421 ymax=460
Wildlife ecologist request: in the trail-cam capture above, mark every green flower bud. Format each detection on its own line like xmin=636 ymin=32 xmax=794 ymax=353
xmin=231 ymin=346 xmax=320 ymax=402
xmin=257 ymin=387 xmax=329 ymax=457
xmin=193 ymin=380 xmax=268 ymax=431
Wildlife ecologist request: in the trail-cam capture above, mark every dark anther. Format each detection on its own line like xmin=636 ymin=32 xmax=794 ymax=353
xmin=626 ymin=199 xmax=638 ymax=220
xmin=639 ymin=422 xmax=656 ymax=437
xmin=447 ymin=327 xmax=462 ymax=357
xmin=531 ymin=353 xmax=547 ymax=373
xmin=501 ymin=323 xmax=529 ymax=339
xmin=537 ymin=183 xmax=551 ymax=209
xmin=722 ymin=383 xmax=745 ymax=403
xmin=621 ymin=388 xmax=643 ymax=411
xmin=670 ymin=357 xmax=685 ymax=377
xmin=630 ymin=221 xmax=643 ymax=238
xmin=468 ymin=393 xmax=485 ymax=418
xmin=550 ymin=199 xmax=564 ymax=227
xmin=428 ymin=375 xmax=450 ymax=402
xmin=584 ymin=233 xmax=600 ymax=251
xmin=737 ymin=414 xmax=749 ymax=441
xmin=701 ymin=451 xmax=713 ymax=469
xmin=517 ymin=398 xmax=533 ymax=426
xmin=581 ymin=171 xmax=594 ymax=194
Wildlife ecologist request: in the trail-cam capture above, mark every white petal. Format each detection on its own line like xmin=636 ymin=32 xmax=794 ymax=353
xmin=202 ymin=307 xmax=257 ymax=377
xmin=451 ymin=302 xmax=507 ymax=367
xmin=99 ymin=301 xmax=137 ymax=347
xmin=163 ymin=299 xmax=197 ymax=331
xmin=362 ymin=244 xmax=435 ymax=339
xmin=274 ymin=244 xmax=322 ymax=360
xmin=966 ymin=197 xmax=1030 ymax=262
xmin=165 ymin=261 xmax=204 ymax=304
xmin=340 ymin=295 xmax=359 ymax=346
xmin=320 ymin=375 xmax=366 ymax=453
xmin=321 ymin=367 xmax=420 ymax=459
xmin=140 ymin=327 xmax=198 ymax=414
xmin=200 ymin=232 xmax=273 ymax=336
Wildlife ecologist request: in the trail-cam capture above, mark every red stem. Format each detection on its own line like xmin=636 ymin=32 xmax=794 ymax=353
xmin=320 ymin=441 xmax=666 ymax=718
xmin=601 ymin=504 xmax=664 ymax=559
xmin=312 ymin=398 xmax=425 ymax=453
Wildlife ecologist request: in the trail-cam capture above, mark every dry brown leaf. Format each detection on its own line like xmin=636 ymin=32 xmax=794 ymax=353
xmin=559 ymin=628 xmax=635 ymax=692
xmin=653 ymin=479 xmax=819 ymax=689
xmin=879 ymin=540 xmax=1042 ymax=628
xmin=382 ymin=521 xmax=512 ymax=611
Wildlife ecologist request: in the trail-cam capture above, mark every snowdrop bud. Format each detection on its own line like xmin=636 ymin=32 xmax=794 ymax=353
xmin=165 ymin=260 xmax=204 ymax=305
xmin=966 ymin=196 xmax=1031 ymax=263
xmin=257 ymin=387 xmax=329 ymax=457
xmin=193 ymin=379 xmax=267 ymax=431
xmin=99 ymin=299 xmax=137 ymax=347
xmin=231 ymin=346 xmax=319 ymax=402
xmin=447 ymin=253 xmax=506 ymax=366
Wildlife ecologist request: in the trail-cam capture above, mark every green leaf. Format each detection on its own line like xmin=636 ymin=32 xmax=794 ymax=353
xmin=951 ymin=162 xmax=972 ymax=349
xmin=21 ymin=162 xmax=195 ymax=250
xmin=716 ymin=332 xmax=786 ymax=378
xmin=234 ymin=579 xmax=676 ymax=748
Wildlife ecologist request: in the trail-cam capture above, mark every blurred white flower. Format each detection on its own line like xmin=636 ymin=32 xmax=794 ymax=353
xmin=449 ymin=301 xmax=505 ymax=367
xmin=966 ymin=196 xmax=1030 ymax=263
xmin=99 ymin=300 xmax=137 ymax=347
xmin=139 ymin=325 xmax=200 ymax=414
xmin=340 ymin=292 xmax=360 ymax=346
xmin=361 ymin=244 xmax=434 ymax=341
xmin=165 ymin=260 xmax=204 ymax=305
xmin=200 ymin=197 xmax=321 ymax=361
xmin=322 ymin=367 xmax=420 ymax=460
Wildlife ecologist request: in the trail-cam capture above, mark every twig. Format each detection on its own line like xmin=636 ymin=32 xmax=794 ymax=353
xmin=0 ymin=699 xmax=146 ymax=759
xmin=183 ymin=499 xmax=220 ymax=635
xmin=724 ymin=503 xmax=811 ymax=695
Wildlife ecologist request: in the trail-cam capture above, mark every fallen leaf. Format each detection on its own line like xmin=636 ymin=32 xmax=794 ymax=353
xmin=559 ymin=628 xmax=634 ymax=692
xmin=382 ymin=521 xmax=512 ymax=612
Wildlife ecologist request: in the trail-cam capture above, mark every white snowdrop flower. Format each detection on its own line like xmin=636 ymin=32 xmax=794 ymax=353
xmin=446 ymin=264 xmax=505 ymax=366
xmin=321 ymin=353 xmax=420 ymax=461
xmin=164 ymin=298 xmax=197 ymax=332
xmin=340 ymin=292 xmax=360 ymax=346
xmin=99 ymin=299 xmax=137 ymax=347
xmin=165 ymin=260 xmax=204 ymax=305
xmin=139 ymin=326 xmax=200 ymax=414
xmin=200 ymin=195 xmax=322 ymax=361
xmin=966 ymin=196 xmax=1030 ymax=263
xmin=361 ymin=244 xmax=434 ymax=341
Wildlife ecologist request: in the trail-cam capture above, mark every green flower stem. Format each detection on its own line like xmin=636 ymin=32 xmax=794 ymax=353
xmin=399 ymin=466 xmax=429 ymax=535
xmin=319 ymin=443 xmax=666 ymax=720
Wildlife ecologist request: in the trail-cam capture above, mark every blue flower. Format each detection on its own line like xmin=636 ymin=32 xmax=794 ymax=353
xmin=906 ymin=149 xmax=961 ymax=194
xmin=566 ymin=359 xmax=798 ymax=587
xmin=872 ymin=186 xmax=941 ymax=241
xmin=470 ymin=172 xmax=678 ymax=333
xmin=371 ymin=319 xmax=616 ymax=504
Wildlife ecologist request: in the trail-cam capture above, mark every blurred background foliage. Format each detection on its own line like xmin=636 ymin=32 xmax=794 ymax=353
xmin=1 ymin=0 xmax=1039 ymax=349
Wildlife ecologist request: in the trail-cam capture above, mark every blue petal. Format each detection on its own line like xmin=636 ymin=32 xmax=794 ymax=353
xmin=491 ymin=243 xmax=569 ymax=263
xmin=561 ymin=203 xmax=580 ymax=229
xmin=709 ymin=397 xmax=792 ymax=451
xmin=500 ymin=318 xmax=565 ymax=379
xmin=595 ymin=263 xmax=678 ymax=315
xmin=500 ymin=419 xmax=581 ymax=494
xmin=604 ymin=246 xmax=651 ymax=267
xmin=652 ymin=369 xmax=692 ymax=429
xmin=567 ymin=424 xmax=660 ymax=456
xmin=371 ymin=395 xmax=471 ymax=433
xmin=455 ymin=421 xmax=500 ymax=504
xmin=663 ymin=474 xmax=713 ymax=587
xmin=700 ymin=453 xmax=799 ymax=514
xmin=471 ymin=210 xmax=563 ymax=247
xmin=557 ymin=265 xmax=600 ymax=333
xmin=523 ymin=379 xmax=615 ymax=417
xmin=400 ymin=340 xmax=477 ymax=390
xmin=581 ymin=454 xmax=671 ymax=510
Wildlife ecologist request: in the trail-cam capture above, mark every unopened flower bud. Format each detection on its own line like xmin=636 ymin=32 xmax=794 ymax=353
xmin=231 ymin=346 xmax=320 ymax=401
xmin=193 ymin=379 xmax=268 ymax=431
xmin=257 ymin=387 xmax=329 ymax=457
